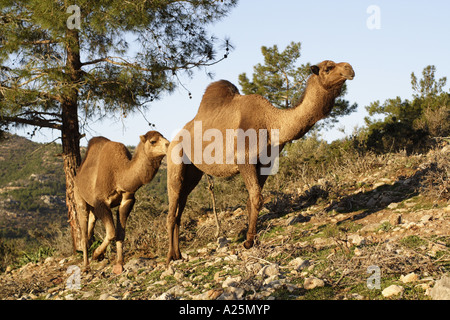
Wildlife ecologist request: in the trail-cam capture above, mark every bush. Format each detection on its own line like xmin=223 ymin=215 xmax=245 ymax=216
xmin=362 ymin=65 xmax=449 ymax=154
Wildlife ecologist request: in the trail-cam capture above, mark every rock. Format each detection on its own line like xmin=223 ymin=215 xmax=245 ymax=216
xmin=160 ymin=265 xmax=174 ymax=279
xmin=360 ymin=223 xmax=380 ymax=233
xmin=98 ymin=293 xmax=119 ymax=300
xmin=222 ymin=276 xmax=242 ymax=288
xmin=257 ymin=264 xmax=280 ymax=278
xmin=348 ymin=234 xmax=366 ymax=246
xmin=174 ymin=271 xmax=184 ymax=281
xmin=224 ymin=254 xmax=238 ymax=262
xmin=226 ymin=286 xmax=245 ymax=300
xmin=81 ymin=291 xmax=95 ymax=299
xmin=124 ymin=257 xmax=155 ymax=273
xmin=217 ymin=237 xmax=231 ymax=248
xmin=420 ymin=214 xmax=432 ymax=223
xmin=246 ymin=262 xmax=263 ymax=274
xmin=382 ymin=285 xmax=404 ymax=298
xmin=400 ymin=273 xmax=419 ymax=283
xmin=192 ymin=289 xmax=223 ymax=300
xmin=303 ymin=277 xmax=325 ymax=290
xmin=44 ymin=257 xmax=54 ymax=264
xmin=389 ymin=213 xmax=402 ymax=225
xmin=429 ymin=275 xmax=450 ymax=300
xmin=156 ymin=292 xmax=175 ymax=300
xmin=387 ymin=202 xmax=399 ymax=209
xmin=288 ymin=257 xmax=310 ymax=271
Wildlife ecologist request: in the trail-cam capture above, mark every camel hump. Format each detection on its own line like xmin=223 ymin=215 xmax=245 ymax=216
xmin=79 ymin=136 xmax=111 ymax=169
xmin=198 ymin=80 xmax=240 ymax=112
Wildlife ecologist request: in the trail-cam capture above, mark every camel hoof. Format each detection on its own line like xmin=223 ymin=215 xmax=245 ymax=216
xmin=112 ymin=264 xmax=123 ymax=275
xmin=243 ymin=239 xmax=254 ymax=249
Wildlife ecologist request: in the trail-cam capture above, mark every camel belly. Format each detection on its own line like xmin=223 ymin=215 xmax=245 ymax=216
xmin=193 ymin=162 xmax=239 ymax=177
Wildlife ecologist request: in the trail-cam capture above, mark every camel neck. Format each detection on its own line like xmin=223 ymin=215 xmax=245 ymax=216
xmin=122 ymin=146 xmax=161 ymax=192
xmin=276 ymin=79 xmax=337 ymax=145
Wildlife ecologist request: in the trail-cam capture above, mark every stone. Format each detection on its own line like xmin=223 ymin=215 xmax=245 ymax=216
xmin=160 ymin=265 xmax=174 ymax=279
xmin=226 ymin=286 xmax=245 ymax=300
xmin=246 ymin=262 xmax=263 ymax=274
xmin=382 ymin=285 xmax=404 ymax=298
xmin=400 ymin=273 xmax=419 ymax=283
xmin=288 ymin=257 xmax=310 ymax=271
xmin=44 ymin=257 xmax=54 ymax=264
xmin=389 ymin=213 xmax=402 ymax=225
xmin=98 ymin=293 xmax=119 ymax=300
xmin=420 ymin=215 xmax=432 ymax=223
xmin=217 ymin=237 xmax=231 ymax=248
xmin=156 ymin=292 xmax=175 ymax=300
xmin=387 ymin=202 xmax=399 ymax=209
xmin=257 ymin=264 xmax=280 ymax=278
xmin=222 ymin=276 xmax=242 ymax=288
xmin=429 ymin=275 xmax=450 ymax=300
xmin=303 ymin=277 xmax=325 ymax=290
xmin=348 ymin=234 xmax=366 ymax=246
xmin=124 ymin=257 xmax=155 ymax=273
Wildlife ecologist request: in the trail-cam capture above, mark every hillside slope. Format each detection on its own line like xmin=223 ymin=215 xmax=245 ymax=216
xmin=0 ymin=138 xmax=448 ymax=300
xmin=0 ymin=134 xmax=66 ymax=239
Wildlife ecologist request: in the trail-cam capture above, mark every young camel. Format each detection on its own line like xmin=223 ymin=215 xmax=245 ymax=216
xmin=166 ymin=60 xmax=355 ymax=264
xmin=74 ymin=131 xmax=169 ymax=274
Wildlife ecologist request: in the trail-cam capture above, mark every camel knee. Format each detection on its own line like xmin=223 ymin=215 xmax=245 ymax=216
xmin=247 ymin=193 xmax=263 ymax=212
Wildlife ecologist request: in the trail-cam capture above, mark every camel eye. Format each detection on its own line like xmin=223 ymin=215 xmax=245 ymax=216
xmin=150 ymin=140 xmax=157 ymax=145
xmin=325 ymin=66 xmax=334 ymax=73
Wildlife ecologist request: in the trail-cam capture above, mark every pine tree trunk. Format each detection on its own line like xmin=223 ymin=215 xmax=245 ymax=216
xmin=63 ymin=29 xmax=82 ymax=253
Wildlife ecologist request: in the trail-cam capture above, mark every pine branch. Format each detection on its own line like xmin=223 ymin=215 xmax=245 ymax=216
xmin=1 ymin=113 xmax=62 ymax=130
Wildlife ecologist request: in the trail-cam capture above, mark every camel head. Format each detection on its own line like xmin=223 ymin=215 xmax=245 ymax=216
xmin=310 ymin=60 xmax=355 ymax=90
xmin=139 ymin=131 xmax=169 ymax=158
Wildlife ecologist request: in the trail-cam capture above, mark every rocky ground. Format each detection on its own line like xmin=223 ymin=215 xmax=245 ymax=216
xmin=1 ymin=146 xmax=449 ymax=300
xmin=1 ymin=201 xmax=449 ymax=300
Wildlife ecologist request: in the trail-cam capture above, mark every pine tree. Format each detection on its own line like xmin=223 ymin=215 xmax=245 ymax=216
xmin=0 ymin=0 xmax=237 ymax=251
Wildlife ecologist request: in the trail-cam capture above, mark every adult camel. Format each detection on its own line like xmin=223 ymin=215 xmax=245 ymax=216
xmin=166 ymin=60 xmax=355 ymax=264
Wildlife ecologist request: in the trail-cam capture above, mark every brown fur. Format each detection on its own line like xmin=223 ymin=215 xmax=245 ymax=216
xmin=74 ymin=131 xmax=169 ymax=274
xmin=166 ymin=60 xmax=354 ymax=264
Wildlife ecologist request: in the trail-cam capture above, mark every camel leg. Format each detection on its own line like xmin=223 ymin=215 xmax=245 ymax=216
xmin=167 ymin=162 xmax=203 ymax=264
xmin=113 ymin=193 xmax=135 ymax=274
xmin=91 ymin=203 xmax=115 ymax=261
xmin=87 ymin=209 xmax=96 ymax=247
xmin=239 ymin=164 xmax=264 ymax=249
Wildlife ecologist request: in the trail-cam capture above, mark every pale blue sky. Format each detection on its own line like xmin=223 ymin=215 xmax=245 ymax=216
xmin=15 ymin=0 xmax=450 ymax=146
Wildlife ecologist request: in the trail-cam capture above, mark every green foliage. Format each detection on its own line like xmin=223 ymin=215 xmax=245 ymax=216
xmin=0 ymin=0 xmax=237 ymax=132
xmin=362 ymin=65 xmax=450 ymax=153
xmin=18 ymin=246 xmax=54 ymax=266
xmin=238 ymin=41 xmax=357 ymax=129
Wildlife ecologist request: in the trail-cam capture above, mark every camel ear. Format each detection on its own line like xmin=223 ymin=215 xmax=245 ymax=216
xmin=140 ymin=135 xmax=146 ymax=143
xmin=311 ymin=65 xmax=320 ymax=75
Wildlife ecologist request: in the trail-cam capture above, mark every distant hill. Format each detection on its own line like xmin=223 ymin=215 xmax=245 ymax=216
xmin=0 ymin=133 xmax=67 ymax=239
